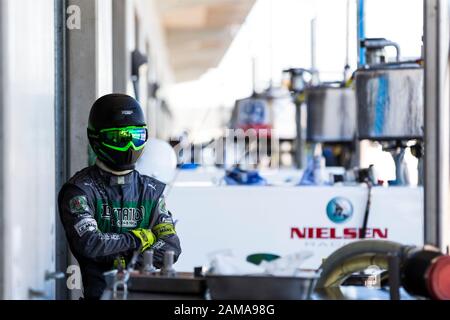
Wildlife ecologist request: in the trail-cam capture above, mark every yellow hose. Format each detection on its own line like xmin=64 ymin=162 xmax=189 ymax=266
xmin=316 ymin=240 xmax=407 ymax=288
xmin=319 ymin=254 xmax=388 ymax=287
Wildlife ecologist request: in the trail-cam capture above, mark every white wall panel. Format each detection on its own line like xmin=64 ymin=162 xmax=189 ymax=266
xmin=97 ymin=0 xmax=113 ymax=96
xmin=0 ymin=0 xmax=56 ymax=299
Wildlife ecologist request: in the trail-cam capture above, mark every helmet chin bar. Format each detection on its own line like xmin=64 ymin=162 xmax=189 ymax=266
xmin=99 ymin=152 xmax=137 ymax=172
xmin=90 ymin=139 xmax=143 ymax=173
xmin=97 ymin=158 xmax=136 ymax=173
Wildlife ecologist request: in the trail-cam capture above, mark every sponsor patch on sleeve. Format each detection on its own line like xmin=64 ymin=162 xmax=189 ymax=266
xmin=151 ymin=239 xmax=166 ymax=250
xmin=74 ymin=218 xmax=98 ymax=237
xmin=99 ymin=234 xmax=121 ymax=241
xmin=157 ymin=214 xmax=174 ymax=225
xmin=69 ymin=195 xmax=90 ymax=214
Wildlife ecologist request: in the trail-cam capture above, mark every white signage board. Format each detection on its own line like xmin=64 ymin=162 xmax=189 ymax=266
xmin=168 ymin=186 xmax=424 ymax=272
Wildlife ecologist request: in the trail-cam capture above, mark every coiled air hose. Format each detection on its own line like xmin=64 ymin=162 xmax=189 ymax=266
xmin=316 ymin=240 xmax=408 ymax=288
xmin=316 ymin=240 xmax=450 ymax=300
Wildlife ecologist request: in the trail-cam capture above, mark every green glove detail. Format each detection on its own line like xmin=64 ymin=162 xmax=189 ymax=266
xmin=130 ymin=228 xmax=156 ymax=251
xmin=113 ymin=256 xmax=126 ymax=270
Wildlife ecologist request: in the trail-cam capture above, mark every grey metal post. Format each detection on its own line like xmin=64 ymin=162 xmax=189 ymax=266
xmin=66 ymin=0 xmax=98 ymax=299
xmin=55 ymin=0 xmax=69 ymax=301
xmin=66 ymin=0 xmax=98 ymax=175
xmin=112 ymin=0 xmax=130 ymax=94
xmin=424 ymin=0 xmax=450 ymax=249
xmin=357 ymin=0 xmax=366 ymax=67
xmin=310 ymin=18 xmax=317 ymax=73
xmin=294 ymin=100 xmax=302 ymax=169
xmin=0 ymin=0 xmax=5 ymax=300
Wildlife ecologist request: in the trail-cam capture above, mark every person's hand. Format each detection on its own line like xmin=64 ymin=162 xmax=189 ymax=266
xmin=130 ymin=228 xmax=156 ymax=251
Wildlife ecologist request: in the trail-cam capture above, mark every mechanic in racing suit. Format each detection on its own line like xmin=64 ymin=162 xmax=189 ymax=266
xmin=58 ymin=94 xmax=181 ymax=299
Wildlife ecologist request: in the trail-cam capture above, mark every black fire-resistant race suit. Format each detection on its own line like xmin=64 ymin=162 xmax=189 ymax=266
xmin=58 ymin=164 xmax=181 ymax=299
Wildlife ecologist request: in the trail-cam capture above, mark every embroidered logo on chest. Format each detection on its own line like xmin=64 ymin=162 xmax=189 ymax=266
xmin=100 ymin=204 xmax=145 ymax=228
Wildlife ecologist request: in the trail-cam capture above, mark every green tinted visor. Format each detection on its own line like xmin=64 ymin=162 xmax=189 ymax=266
xmin=100 ymin=126 xmax=148 ymax=151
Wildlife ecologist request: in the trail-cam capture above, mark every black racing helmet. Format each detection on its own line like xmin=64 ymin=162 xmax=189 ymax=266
xmin=87 ymin=94 xmax=148 ymax=171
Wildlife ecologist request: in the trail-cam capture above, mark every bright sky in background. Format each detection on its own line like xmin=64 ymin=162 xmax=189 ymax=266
xmin=167 ymin=0 xmax=423 ymax=140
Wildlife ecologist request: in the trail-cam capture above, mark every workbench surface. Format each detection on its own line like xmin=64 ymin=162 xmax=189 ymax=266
xmin=101 ymin=286 xmax=416 ymax=300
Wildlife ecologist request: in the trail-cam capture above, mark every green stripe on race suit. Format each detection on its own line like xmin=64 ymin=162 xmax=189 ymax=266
xmin=94 ymin=200 xmax=156 ymax=233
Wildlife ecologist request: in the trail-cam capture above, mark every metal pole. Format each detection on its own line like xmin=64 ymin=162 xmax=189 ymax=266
xmin=66 ymin=0 xmax=99 ymax=299
xmin=251 ymin=57 xmax=257 ymax=94
xmin=310 ymin=17 xmax=317 ymax=72
xmin=388 ymin=253 xmax=401 ymax=300
xmin=424 ymin=0 xmax=450 ymax=250
xmin=112 ymin=0 xmax=130 ymax=94
xmin=0 ymin=0 xmax=5 ymax=300
xmin=357 ymin=0 xmax=366 ymax=67
xmin=54 ymin=0 xmax=69 ymax=301
xmin=344 ymin=0 xmax=351 ymax=81
xmin=295 ymin=98 xmax=303 ymax=169
xmin=66 ymin=0 xmax=98 ymax=175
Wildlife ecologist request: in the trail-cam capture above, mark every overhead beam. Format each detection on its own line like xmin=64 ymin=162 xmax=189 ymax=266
xmin=162 ymin=1 xmax=254 ymax=29
xmin=165 ymin=28 xmax=234 ymax=46
xmin=154 ymin=0 xmax=255 ymax=82
xmin=157 ymin=0 xmax=250 ymax=14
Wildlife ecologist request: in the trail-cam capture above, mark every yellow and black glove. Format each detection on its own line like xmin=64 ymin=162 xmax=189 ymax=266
xmin=152 ymin=223 xmax=177 ymax=238
xmin=130 ymin=228 xmax=156 ymax=252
